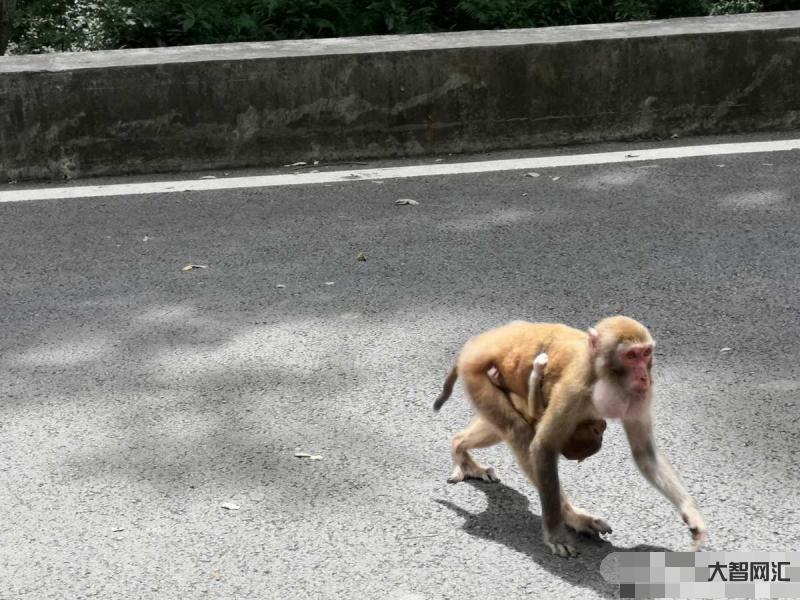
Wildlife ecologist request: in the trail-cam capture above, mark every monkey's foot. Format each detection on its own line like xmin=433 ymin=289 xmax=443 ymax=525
xmin=544 ymin=526 xmax=577 ymax=557
xmin=446 ymin=464 xmax=500 ymax=484
xmin=564 ymin=510 xmax=613 ymax=539
xmin=546 ymin=540 xmax=577 ymax=558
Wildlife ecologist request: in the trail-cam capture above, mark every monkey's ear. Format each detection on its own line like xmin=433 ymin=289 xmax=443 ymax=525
xmin=588 ymin=328 xmax=599 ymax=356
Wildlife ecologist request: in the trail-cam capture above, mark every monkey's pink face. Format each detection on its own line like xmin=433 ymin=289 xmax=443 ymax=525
xmin=618 ymin=343 xmax=653 ymax=395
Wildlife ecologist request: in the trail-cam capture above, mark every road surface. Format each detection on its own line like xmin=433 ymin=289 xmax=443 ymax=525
xmin=1 ymin=132 xmax=799 ymax=599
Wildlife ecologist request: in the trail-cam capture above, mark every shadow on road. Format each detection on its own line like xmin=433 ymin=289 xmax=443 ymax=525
xmin=436 ymin=480 xmax=670 ymax=599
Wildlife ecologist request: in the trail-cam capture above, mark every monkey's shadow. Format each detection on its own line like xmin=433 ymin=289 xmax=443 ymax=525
xmin=436 ymin=480 xmax=669 ymax=598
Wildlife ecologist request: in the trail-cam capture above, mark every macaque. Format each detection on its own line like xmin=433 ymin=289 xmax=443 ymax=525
xmin=433 ymin=317 xmax=706 ymax=557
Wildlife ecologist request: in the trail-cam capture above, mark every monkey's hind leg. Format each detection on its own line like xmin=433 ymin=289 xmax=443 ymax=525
xmin=448 ymin=417 xmax=502 ymax=484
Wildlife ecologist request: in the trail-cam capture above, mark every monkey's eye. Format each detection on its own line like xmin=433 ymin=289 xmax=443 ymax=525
xmin=626 ymin=350 xmax=637 ymax=360
xmin=643 ymin=347 xmax=652 ymax=358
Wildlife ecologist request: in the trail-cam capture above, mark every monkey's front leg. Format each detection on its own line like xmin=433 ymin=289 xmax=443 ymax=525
xmin=505 ymin=422 xmax=573 ymax=556
xmin=515 ymin=430 xmax=609 ymax=550
xmin=624 ymin=417 xmax=707 ymax=550
xmin=528 ymin=436 xmax=577 ymax=556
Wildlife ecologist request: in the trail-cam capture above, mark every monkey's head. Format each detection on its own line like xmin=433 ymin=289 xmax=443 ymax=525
xmin=562 ymin=418 xmax=606 ymax=461
xmin=589 ymin=316 xmax=654 ymax=420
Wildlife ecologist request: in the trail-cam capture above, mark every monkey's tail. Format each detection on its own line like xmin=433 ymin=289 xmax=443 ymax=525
xmin=433 ymin=366 xmax=458 ymax=411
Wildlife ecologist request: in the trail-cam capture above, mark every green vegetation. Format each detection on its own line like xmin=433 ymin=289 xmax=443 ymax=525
xmin=8 ymin=0 xmax=800 ymax=54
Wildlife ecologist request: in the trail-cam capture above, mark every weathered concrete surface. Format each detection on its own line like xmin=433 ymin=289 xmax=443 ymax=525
xmin=1 ymin=12 xmax=800 ymax=180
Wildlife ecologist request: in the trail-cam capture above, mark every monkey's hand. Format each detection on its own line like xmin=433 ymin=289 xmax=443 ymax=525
xmin=543 ymin=524 xmax=577 ymax=558
xmin=682 ymin=506 xmax=706 ymax=551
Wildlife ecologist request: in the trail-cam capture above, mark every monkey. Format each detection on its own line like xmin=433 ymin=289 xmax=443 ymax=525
xmin=433 ymin=316 xmax=706 ymax=557
xmin=486 ymin=358 xmax=607 ymax=462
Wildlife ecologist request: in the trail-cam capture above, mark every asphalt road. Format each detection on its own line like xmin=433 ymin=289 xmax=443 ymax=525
xmin=1 ymin=134 xmax=799 ymax=599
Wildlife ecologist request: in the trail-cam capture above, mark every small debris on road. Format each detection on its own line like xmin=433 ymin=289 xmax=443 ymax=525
xmin=324 ymin=282 xmax=335 ymax=286
xmin=525 ymin=172 xmax=540 ymax=178
xmin=112 ymin=527 xmax=125 ymax=533
xmin=626 ymin=154 xmax=639 ymax=158
xmin=285 ymin=162 xmax=307 ymax=168
xmin=357 ymin=252 xmax=367 ymax=262
xmin=276 ymin=284 xmax=286 ymax=289
xmin=395 ymin=198 xmax=419 ymax=206
xmin=295 ymin=452 xmax=323 ymax=460
xmin=199 ymin=175 xmax=217 ymax=180
xmin=720 ymin=347 xmax=733 ymax=353
xmin=220 ymin=502 xmax=240 ymax=511
xmin=551 ymin=176 xmax=561 ymax=181
xmin=181 ymin=264 xmax=207 ymax=272
xmin=142 ymin=235 xmax=150 ymax=242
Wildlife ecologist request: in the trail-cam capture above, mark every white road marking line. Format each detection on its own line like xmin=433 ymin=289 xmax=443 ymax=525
xmin=1 ymin=139 xmax=799 ymax=203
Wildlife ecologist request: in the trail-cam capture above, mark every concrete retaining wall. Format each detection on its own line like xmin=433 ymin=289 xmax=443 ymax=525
xmin=1 ymin=12 xmax=800 ymax=181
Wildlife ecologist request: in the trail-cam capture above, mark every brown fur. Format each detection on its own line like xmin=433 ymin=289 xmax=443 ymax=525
xmin=486 ymin=363 xmax=606 ymax=462
xmin=434 ymin=317 xmax=706 ymax=556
